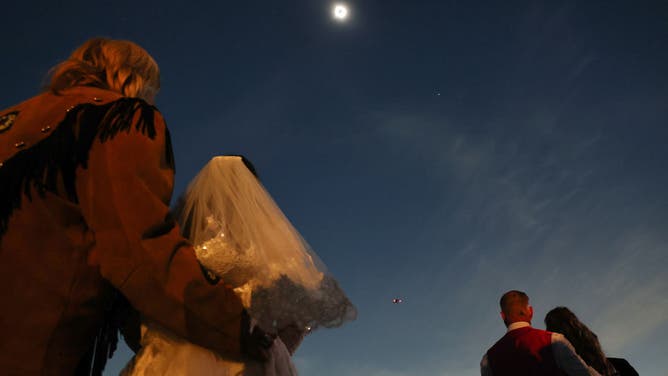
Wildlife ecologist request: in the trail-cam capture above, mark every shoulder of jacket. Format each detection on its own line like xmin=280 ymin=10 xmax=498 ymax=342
xmin=0 ymin=87 xmax=155 ymax=167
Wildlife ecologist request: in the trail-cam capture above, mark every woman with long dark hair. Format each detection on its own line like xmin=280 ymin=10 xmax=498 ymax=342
xmin=545 ymin=307 xmax=622 ymax=376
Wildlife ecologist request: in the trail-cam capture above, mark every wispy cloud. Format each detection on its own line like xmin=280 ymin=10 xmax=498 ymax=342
xmin=370 ymin=103 xmax=668 ymax=374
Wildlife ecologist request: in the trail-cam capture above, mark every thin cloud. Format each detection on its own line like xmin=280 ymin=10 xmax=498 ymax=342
xmin=372 ymin=105 xmax=668 ymax=374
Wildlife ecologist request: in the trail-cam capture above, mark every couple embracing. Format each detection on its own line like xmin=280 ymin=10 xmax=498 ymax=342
xmin=481 ymin=290 xmax=637 ymax=376
xmin=0 ymin=38 xmax=356 ymax=375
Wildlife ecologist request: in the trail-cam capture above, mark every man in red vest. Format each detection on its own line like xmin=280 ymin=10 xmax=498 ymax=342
xmin=481 ymin=290 xmax=601 ymax=376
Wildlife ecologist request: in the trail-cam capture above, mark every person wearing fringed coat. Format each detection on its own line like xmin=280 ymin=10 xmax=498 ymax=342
xmin=0 ymin=38 xmax=270 ymax=375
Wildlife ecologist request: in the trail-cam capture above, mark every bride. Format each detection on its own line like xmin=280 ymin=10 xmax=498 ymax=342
xmin=122 ymin=156 xmax=356 ymax=375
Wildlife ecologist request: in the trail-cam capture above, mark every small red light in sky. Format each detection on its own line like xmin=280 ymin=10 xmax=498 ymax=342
xmin=392 ymin=298 xmax=403 ymax=304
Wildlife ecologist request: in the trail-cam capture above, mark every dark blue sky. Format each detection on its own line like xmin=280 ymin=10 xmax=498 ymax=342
xmin=2 ymin=1 xmax=667 ymax=375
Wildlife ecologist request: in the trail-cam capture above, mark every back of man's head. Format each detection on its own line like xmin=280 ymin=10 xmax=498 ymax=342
xmin=499 ymin=290 xmax=533 ymax=327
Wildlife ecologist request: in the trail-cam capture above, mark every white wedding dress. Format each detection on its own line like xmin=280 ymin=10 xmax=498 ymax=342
xmin=122 ymin=156 xmax=356 ymax=376
xmin=122 ymin=321 xmax=296 ymax=376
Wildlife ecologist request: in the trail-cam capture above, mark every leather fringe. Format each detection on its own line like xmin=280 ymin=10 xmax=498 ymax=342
xmin=76 ymin=290 xmax=140 ymax=376
xmin=0 ymin=98 xmax=171 ymax=236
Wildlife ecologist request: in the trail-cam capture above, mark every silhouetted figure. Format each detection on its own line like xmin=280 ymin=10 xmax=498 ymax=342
xmin=481 ymin=290 xmax=601 ymax=375
xmin=545 ymin=307 xmax=637 ymax=376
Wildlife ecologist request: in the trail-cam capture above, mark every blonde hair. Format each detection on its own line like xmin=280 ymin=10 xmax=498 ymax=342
xmin=47 ymin=38 xmax=160 ymax=102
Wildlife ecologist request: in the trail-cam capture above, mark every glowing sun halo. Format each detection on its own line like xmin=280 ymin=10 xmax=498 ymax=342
xmin=332 ymin=4 xmax=349 ymax=21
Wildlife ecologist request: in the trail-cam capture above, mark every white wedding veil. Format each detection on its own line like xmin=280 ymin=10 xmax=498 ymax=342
xmin=174 ymin=156 xmax=356 ymax=333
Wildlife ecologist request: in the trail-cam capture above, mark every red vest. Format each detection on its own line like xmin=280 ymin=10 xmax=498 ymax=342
xmin=487 ymin=326 xmax=568 ymax=376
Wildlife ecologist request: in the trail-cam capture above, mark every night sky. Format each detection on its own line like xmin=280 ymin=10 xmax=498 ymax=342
xmin=2 ymin=1 xmax=668 ymax=375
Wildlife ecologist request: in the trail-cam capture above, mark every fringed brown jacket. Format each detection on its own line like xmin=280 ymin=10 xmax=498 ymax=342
xmin=0 ymin=86 xmax=245 ymax=375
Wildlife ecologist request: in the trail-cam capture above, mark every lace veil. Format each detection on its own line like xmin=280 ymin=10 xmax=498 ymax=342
xmin=174 ymin=156 xmax=356 ymax=334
